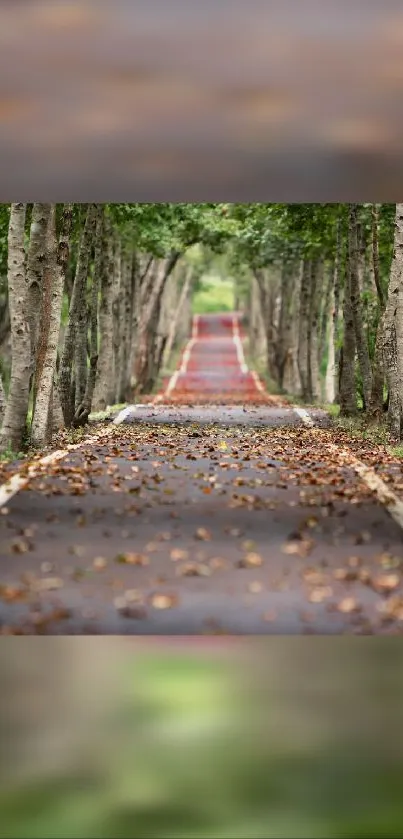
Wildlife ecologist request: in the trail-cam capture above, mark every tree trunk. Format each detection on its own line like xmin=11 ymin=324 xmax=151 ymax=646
xmin=162 ymin=264 xmax=192 ymax=367
xmin=112 ymin=233 xmax=123 ymax=403
xmin=134 ymin=252 xmax=180 ymax=394
xmin=0 ymin=373 xmax=5 ymax=425
xmin=26 ymin=203 xmax=51 ymax=369
xmin=339 ymin=241 xmax=357 ymax=417
xmin=0 ymin=203 xmax=29 ymax=453
xmin=92 ymin=214 xmax=115 ymax=411
xmin=325 ymin=262 xmax=337 ymax=404
xmin=59 ymin=204 xmax=97 ymax=427
xmin=384 ymin=203 xmax=403 ymax=438
xmin=73 ymin=208 xmax=104 ymax=427
xmin=30 ymin=206 xmax=65 ymax=447
xmin=298 ymin=259 xmax=312 ymax=401
xmin=348 ymin=204 xmax=372 ymax=410
xmin=369 ymin=205 xmax=386 ymax=416
xmin=309 ymin=258 xmax=322 ymax=403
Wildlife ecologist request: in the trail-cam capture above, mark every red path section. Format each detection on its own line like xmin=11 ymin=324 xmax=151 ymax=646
xmin=150 ymin=313 xmax=282 ymax=406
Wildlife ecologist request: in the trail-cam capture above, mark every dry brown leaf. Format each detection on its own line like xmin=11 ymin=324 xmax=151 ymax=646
xmin=372 ymin=573 xmax=400 ymax=594
xmin=195 ymin=527 xmax=211 ymax=541
xmin=150 ymin=593 xmax=179 ymax=610
xmin=337 ymin=597 xmax=360 ymax=614
xmin=309 ymin=586 xmax=333 ymax=603
xmin=115 ymin=552 xmax=149 ymax=566
xmin=209 ymin=557 xmax=227 ymax=570
xmin=303 ymin=569 xmax=327 ymax=586
xmin=176 ymin=563 xmax=211 ymax=577
xmin=40 ymin=562 xmax=54 ymax=574
xmin=33 ymin=577 xmax=64 ymax=592
xmin=170 ymin=548 xmax=189 ymax=562
xmin=93 ymin=557 xmax=107 ymax=571
xmin=333 ymin=568 xmax=357 ymax=582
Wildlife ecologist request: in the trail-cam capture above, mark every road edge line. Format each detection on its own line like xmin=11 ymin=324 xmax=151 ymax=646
xmin=294 ymin=405 xmax=403 ymax=530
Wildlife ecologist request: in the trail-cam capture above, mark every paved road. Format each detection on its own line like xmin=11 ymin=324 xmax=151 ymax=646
xmin=0 ymin=313 xmax=403 ymax=634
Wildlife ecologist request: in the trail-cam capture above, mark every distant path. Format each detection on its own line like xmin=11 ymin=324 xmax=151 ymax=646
xmin=151 ymin=312 xmax=282 ymax=406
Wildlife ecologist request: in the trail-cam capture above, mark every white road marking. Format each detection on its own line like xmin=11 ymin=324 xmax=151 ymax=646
xmin=232 ymin=314 xmax=248 ymax=374
xmin=294 ymin=405 xmax=403 ymax=530
xmin=0 ymin=425 xmax=116 ymax=509
xmin=154 ymin=314 xmax=199 ymax=401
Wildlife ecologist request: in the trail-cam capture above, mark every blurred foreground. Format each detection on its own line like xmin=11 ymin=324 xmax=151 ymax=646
xmin=0 ymin=639 xmax=402 ymax=838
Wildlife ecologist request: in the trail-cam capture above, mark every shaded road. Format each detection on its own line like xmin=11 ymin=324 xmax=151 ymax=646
xmin=0 ymin=313 xmax=403 ymax=634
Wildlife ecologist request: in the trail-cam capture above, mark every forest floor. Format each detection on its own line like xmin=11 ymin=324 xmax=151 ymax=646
xmin=1 ymin=313 xmax=403 ymax=634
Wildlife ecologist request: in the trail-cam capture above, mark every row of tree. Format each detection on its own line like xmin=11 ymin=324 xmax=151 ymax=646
xmin=0 ymin=203 xmax=234 ymax=452
xmin=227 ymin=204 xmax=403 ymax=435
xmin=1 ymin=202 xmax=403 ymax=450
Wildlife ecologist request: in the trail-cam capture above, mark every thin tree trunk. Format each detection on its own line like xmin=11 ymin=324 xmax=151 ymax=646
xmin=0 ymin=203 xmax=29 ymax=453
xmin=59 ymin=204 xmax=97 ymax=427
xmin=298 ymin=259 xmax=312 ymax=401
xmin=0 ymin=373 xmax=5 ymax=425
xmin=134 ymin=251 xmax=180 ymax=394
xmin=30 ymin=206 xmax=64 ymax=447
xmin=348 ymin=204 xmax=372 ymax=410
xmin=73 ymin=208 xmax=104 ymax=426
xmin=384 ymin=203 xmax=403 ymax=438
xmin=26 ymin=203 xmax=51 ymax=368
xmin=112 ymin=234 xmax=123 ymax=403
xmin=339 ymin=241 xmax=357 ymax=417
xmin=92 ymin=214 xmax=114 ymax=411
xmin=162 ymin=265 xmax=192 ymax=366
xmin=325 ymin=262 xmax=337 ymax=404
xmin=309 ymin=258 xmax=322 ymax=403
xmin=369 ymin=204 xmax=386 ymax=416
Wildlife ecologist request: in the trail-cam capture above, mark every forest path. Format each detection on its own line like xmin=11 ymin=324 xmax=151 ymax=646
xmin=0 ymin=313 xmax=403 ymax=634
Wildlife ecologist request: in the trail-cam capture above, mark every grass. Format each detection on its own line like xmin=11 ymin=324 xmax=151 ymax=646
xmin=192 ymin=277 xmax=234 ymax=315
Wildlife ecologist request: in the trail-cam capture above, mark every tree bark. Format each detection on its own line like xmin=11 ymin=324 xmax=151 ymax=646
xmin=26 ymin=203 xmax=51 ymax=369
xmin=92 ymin=214 xmax=115 ymax=411
xmin=369 ymin=204 xmax=386 ymax=416
xmin=384 ymin=203 xmax=403 ymax=438
xmin=73 ymin=207 xmax=104 ymax=427
xmin=348 ymin=204 xmax=372 ymax=410
xmin=339 ymin=240 xmax=357 ymax=417
xmin=30 ymin=206 xmax=65 ymax=447
xmin=297 ymin=259 xmax=312 ymax=401
xmin=59 ymin=204 xmax=97 ymax=427
xmin=162 ymin=264 xmax=193 ymax=367
xmin=0 ymin=203 xmax=29 ymax=453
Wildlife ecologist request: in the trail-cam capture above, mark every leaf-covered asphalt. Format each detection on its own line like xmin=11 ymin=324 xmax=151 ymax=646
xmin=1 ymin=314 xmax=403 ymax=634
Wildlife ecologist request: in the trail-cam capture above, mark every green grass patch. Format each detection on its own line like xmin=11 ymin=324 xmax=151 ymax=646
xmin=192 ymin=277 xmax=234 ymax=315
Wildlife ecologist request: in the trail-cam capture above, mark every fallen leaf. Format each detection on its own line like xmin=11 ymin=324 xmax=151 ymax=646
xmin=170 ymin=548 xmax=189 ymax=562
xmin=209 ymin=557 xmax=227 ymax=570
xmin=195 ymin=527 xmax=211 ymax=541
xmin=33 ymin=577 xmax=64 ymax=592
xmin=333 ymin=568 xmax=357 ymax=582
xmin=40 ymin=562 xmax=54 ymax=574
xmin=309 ymin=586 xmax=333 ymax=603
xmin=337 ymin=597 xmax=360 ymax=613
xmin=372 ymin=573 xmax=400 ymax=595
xmin=150 ymin=593 xmax=179 ymax=610
xmin=176 ymin=563 xmax=211 ymax=577
xmin=93 ymin=557 xmax=107 ymax=571
xmin=303 ymin=569 xmax=327 ymax=586
xmin=115 ymin=552 xmax=149 ymax=566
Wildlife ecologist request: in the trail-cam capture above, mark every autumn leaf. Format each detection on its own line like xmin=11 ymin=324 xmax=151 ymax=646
xmin=195 ymin=527 xmax=211 ymax=541
xmin=337 ymin=597 xmax=360 ymax=614
xmin=93 ymin=557 xmax=107 ymax=570
xmin=150 ymin=593 xmax=179 ymax=610
xmin=170 ymin=548 xmax=189 ymax=562
xmin=372 ymin=573 xmax=400 ymax=595
xmin=115 ymin=552 xmax=149 ymax=566
xmin=308 ymin=586 xmax=333 ymax=603
xmin=248 ymin=581 xmax=263 ymax=594
xmin=176 ymin=563 xmax=211 ymax=577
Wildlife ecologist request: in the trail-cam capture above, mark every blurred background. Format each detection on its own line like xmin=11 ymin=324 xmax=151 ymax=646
xmin=2 ymin=1 xmax=403 ymax=198
xmin=0 ymin=638 xmax=403 ymax=838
